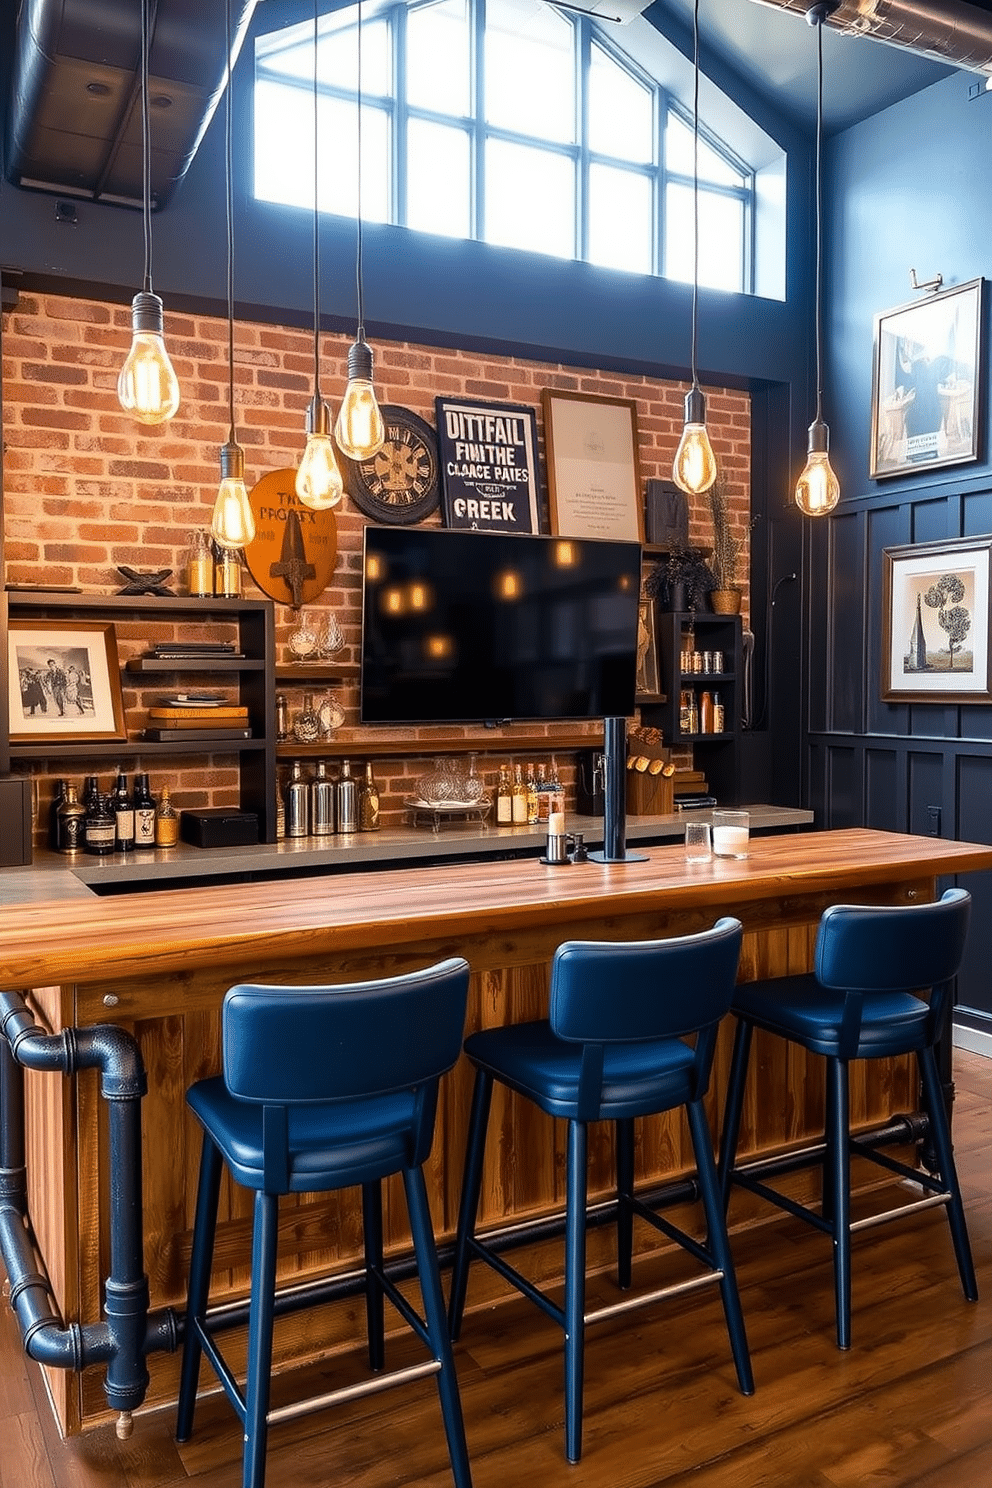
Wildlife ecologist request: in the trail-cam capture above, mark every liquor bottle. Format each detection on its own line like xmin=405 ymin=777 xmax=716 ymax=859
xmin=336 ymin=759 xmax=358 ymax=833
xmin=113 ymin=770 xmax=135 ymax=852
xmin=700 ymin=691 xmax=714 ymax=735
xmin=84 ymin=793 xmax=116 ymax=856
xmin=535 ymin=762 xmax=549 ymax=823
xmin=310 ymin=759 xmax=335 ymax=836
xmin=358 ymin=761 xmax=380 ymax=831
xmin=712 ymin=692 xmax=725 ymax=734
xmin=154 ymin=787 xmax=179 ymax=847
xmin=49 ymin=777 xmax=68 ymax=850
xmin=82 ymin=774 xmax=100 ymax=818
xmin=496 ymin=765 xmax=513 ymax=825
xmin=293 ymin=692 xmax=321 ymax=744
xmin=213 ymin=540 xmax=241 ymax=597
xmin=525 ymin=763 xmax=539 ymax=825
xmin=56 ymin=783 xmax=86 ymax=854
xmin=511 ymin=764 xmax=528 ymax=825
xmin=285 ymin=761 xmax=309 ymax=838
xmin=187 ymin=528 xmax=213 ymax=597
xmin=548 ymin=755 xmax=565 ymax=818
xmin=275 ymin=693 xmax=289 ymax=741
xmin=133 ymin=773 xmax=157 ymax=848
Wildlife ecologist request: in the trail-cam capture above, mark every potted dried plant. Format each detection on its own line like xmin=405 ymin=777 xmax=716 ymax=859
xmin=708 ymin=480 xmax=754 ymax=614
xmin=644 ymin=544 xmax=715 ymax=614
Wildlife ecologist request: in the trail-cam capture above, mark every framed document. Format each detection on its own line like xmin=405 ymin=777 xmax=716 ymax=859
xmin=541 ymin=389 xmax=643 ymax=542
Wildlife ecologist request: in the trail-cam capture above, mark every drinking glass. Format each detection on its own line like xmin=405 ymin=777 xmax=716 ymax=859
xmin=712 ymin=809 xmax=749 ymax=858
xmin=684 ymin=820 xmax=712 ymax=861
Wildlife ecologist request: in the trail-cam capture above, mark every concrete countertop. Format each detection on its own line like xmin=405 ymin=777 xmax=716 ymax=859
xmin=0 ymin=803 xmax=814 ymax=906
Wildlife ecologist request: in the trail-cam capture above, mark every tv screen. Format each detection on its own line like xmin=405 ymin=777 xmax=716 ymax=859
xmin=361 ymin=527 xmax=640 ymax=725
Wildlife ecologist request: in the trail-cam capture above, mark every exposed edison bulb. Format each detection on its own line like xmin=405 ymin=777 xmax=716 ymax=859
xmin=795 ymin=419 xmax=840 ymax=517
xmin=672 ymin=388 xmax=716 ymax=495
xmin=296 ymin=394 xmax=343 ymax=509
xmin=334 ymin=335 xmax=385 ymax=461
xmin=211 ymin=440 xmax=256 ymax=549
xmin=117 ymin=291 xmax=180 ymax=425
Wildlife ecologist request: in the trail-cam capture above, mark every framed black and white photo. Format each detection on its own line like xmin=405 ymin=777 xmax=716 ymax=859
xmin=8 ymin=619 xmax=127 ymax=743
xmin=881 ymin=535 xmax=992 ymax=703
xmin=541 ymin=389 xmax=644 ymax=542
xmin=435 ymin=397 xmax=542 ymax=533
xmin=870 ymin=279 xmax=983 ymax=480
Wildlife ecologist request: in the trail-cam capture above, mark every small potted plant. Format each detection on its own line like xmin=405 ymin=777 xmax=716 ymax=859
xmin=644 ymin=543 xmax=715 ymax=613
xmin=708 ymin=480 xmax=755 ymax=614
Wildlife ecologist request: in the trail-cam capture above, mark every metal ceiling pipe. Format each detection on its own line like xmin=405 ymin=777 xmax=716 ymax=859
xmin=748 ymin=0 xmax=992 ymax=76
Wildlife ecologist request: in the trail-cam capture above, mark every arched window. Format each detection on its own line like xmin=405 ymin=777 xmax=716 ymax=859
xmin=254 ymin=0 xmax=758 ymax=294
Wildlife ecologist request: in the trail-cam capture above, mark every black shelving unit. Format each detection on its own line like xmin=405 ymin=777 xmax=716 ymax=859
xmin=2 ymin=591 xmax=277 ymax=841
xmin=644 ymin=610 xmax=743 ymax=806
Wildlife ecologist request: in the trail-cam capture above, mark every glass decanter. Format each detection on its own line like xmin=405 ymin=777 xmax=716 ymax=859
xmin=415 ymin=757 xmax=460 ymax=805
xmin=287 ymin=610 xmax=320 ymax=663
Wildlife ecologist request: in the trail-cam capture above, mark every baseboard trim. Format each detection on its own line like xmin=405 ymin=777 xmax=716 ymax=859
xmin=953 ymin=1022 xmax=992 ymax=1059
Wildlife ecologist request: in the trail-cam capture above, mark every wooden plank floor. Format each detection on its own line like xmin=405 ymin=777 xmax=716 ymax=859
xmin=2 ymin=1050 xmax=989 ymax=1488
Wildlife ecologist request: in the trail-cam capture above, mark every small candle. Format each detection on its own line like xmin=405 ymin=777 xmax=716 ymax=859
xmin=548 ymin=811 xmax=565 ymax=835
xmin=712 ymin=826 xmax=749 ymax=858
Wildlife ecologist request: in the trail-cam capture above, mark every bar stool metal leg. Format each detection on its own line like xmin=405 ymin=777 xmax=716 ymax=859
xmin=176 ymin=1133 xmax=223 ymax=1443
xmin=243 ymin=1191 xmax=279 ymax=1488
xmin=826 ymin=1058 xmax=852 ymax=1350
xmin=404 ymin=1165 xmax=473 ymax=1488
xmin=615 ymin=1117 xmax=635 ymax=1291
xmin=718 ymin=1018 xmax=753 ymax=1210
xmin=917 ymin=1046 xmax=978 ymax=1300
xmin=448 ymin=1069 xmax=493 ymax=1340
xmin=563 ymin=1119 xmax=589 ymax=1464
xmin=687 ymin=1098 xmax=754 ymax=1396
xmin=362 ymin=1181 xmax=385 ymax=1372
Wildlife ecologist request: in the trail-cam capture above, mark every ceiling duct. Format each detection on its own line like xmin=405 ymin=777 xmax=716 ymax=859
xmin=5 ymin=0 xmax=259 ymax=207
xmin=748 ymin=0 xmax=992 ymax=76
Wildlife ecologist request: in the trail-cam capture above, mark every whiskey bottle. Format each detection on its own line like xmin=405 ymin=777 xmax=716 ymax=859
xmin=56 ymin=783 xmax=86 ymax=854
xmin=285 ymin=761 xmax=309 ymax=838
xmin=511 ymin=764 xmax=528 ymax=825
xmin=358 ymin=761 xmax=380 ymax=831
xmin=133 ymin=773 xmax=157 ymax=848
xmin=525 ymin=763 xmax=539 ymax=825
xmin=113 ymin=770 xmax=135 ymax=852
xmin=336 ymin=759 xmax=358 ymax=833
xmin=310 ymin=760 xmax=335 ymax=836
xmin=154 ymin=787 xmax=180 ymax=847
xmin=496 ymin=765 xmax=513 ymax=824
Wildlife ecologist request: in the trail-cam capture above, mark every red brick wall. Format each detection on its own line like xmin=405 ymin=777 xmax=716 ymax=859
xmin=2 ymin=291 xmax=751 ymax=839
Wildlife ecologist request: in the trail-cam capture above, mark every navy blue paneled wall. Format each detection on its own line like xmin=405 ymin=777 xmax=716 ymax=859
xmin=814 ymin=71 xmax=992 ymax=1025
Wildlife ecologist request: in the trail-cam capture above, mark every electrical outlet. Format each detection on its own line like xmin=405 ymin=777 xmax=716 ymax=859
xmin=927 ymin=806 xmax=941 ymax=837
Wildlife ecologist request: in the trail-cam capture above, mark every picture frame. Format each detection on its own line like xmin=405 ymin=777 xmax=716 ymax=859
xmin=635 ymin=600 xmax=662 ymax=701
xmin=541 ymin=389 xmax=644 ymax=543
xmin=880 ymin=535 xmax=992 ymax=703
xmin=870 ymin=278 xmax=983 ymax=480
xmin=435 ymin=396 xmax=542 ymax=533
xmin=8 ymin=619 xmax=127 ymax=742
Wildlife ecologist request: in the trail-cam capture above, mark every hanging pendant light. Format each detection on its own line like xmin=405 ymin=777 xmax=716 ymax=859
xmin=334 ymin=0 xmax=385 ymax=463
xmin=296 ymin=1 xmax=344 ymax=510
xmin=117 ymin=0 xmax=180 ymax=424
xmin=211 ymin=0 xmax=255 ymax=550
xmin=795 ymin=2 xmax=841 ymax=517
xmin=672 ymin=0 xmax=716 ymax=497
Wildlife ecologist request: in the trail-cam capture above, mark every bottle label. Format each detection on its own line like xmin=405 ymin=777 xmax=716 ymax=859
xmin=115 ymin=808 xmax=136 ymax=847
xmin=134 ymin=808 xmax=157 ymax=846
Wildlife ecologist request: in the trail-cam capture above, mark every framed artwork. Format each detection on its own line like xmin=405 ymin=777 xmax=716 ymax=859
xmin=435 ymin=396 xmax=542 ymax=533
xmin=870 ymin=278 xmax=983 ymax=479
xmin=881 ymin=535 xmax=992 ymax=703
xmin=541 ymin=389 xmax=644 ymax=542
xmin=635 ymin=601 xmax=662 ymax=701
xmin=8 ymin=619 xmax=127 ymax=742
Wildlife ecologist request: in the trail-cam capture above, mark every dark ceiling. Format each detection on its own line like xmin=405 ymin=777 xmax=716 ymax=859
xmin=1 ymin=0 xmax=987 ymax=208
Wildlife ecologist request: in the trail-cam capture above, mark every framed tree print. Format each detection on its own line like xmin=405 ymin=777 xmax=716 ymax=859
xmin=881 ymin=535 xmax=992 ymax=703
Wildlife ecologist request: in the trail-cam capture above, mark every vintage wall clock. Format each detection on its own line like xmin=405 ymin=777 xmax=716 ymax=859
xmin=343 ymin=405 xmax=440 ymax=524
xmin=243 ymin=469 xmax=338 ymax=608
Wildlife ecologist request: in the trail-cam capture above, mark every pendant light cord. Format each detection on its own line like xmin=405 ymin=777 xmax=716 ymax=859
xmin=813 ymin=12 xmax=825 ymax=426
xmin=312 ymin=0 xmax=321 ymax=397
xmin=690 ymin=0 xmax=701 ymax=395
xmin=355 ymin=0 xmax=365 ymax=339
xmin=140 ymin=0 xmax=153 ymax=293
xmin=225 ymin=0 xmax=236 ymax=441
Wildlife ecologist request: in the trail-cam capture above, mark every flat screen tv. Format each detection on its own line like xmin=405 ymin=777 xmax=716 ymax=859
xmin=361 ymin=527 xmax=640 ymax=725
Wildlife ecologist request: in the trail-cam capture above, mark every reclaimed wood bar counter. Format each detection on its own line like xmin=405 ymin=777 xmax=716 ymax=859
xmin=2 ymin=826 xmax=991 ymax=1435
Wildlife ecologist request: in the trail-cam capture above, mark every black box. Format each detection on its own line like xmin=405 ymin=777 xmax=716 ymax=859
xmin=0 ymin=778 xmax=33 ymax=866
xmin=180 ymin=808 xmax=259 ymax=849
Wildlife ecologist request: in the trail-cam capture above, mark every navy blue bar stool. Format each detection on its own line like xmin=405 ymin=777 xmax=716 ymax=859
xmin=448 ymin=919 xmax=753 ymax=1464
xmin=175 ymin=959 xmax=473 ymax=1488
xmin=718 ymin=888 xmax=977 ymax=1350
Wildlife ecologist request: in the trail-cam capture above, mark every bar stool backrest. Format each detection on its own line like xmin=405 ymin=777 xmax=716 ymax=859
xmin=223 ymin=957 xmax=470 ymax=1104
xmin=813 ymin=888 xmax=971 ymax=1055
xmin=549 ymin=917 xmax=743 ymax=1044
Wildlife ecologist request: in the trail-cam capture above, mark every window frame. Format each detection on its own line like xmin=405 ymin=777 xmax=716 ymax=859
xmin=252 ymin=0 xmax=757 ymax=292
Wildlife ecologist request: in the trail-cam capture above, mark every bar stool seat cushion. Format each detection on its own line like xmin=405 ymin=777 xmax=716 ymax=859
xmin=463 ymin=1023 xmax=697 ymax=1120
xmin=729 ymin=976 xmax=930 ymax=1059
xmin=186 ymin=1078 xmax=422 ymax=1192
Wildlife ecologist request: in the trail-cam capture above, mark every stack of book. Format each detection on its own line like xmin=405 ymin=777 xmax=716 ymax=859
xmin=149 ymin=641 xmax=245 ymax=660
xmin=144 ymin=692 xmax=252 ymax=743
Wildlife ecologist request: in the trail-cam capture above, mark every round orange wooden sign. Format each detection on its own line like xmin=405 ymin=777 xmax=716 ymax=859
xmin=243 ymin=468 xmax=338 ymax=608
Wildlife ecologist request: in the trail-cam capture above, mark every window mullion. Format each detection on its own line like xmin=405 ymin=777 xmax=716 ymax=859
xmin=577 ymin=17 xmax=588 ymax=263
xmin=474 ymin=0 xmax=486 ymax=243
xmin=394 ymin=3 xmax=407 ymax=226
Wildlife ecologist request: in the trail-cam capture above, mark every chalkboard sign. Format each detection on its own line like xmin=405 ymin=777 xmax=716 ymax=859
xmin=436 ymin=397 xmax=542 ymax=534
